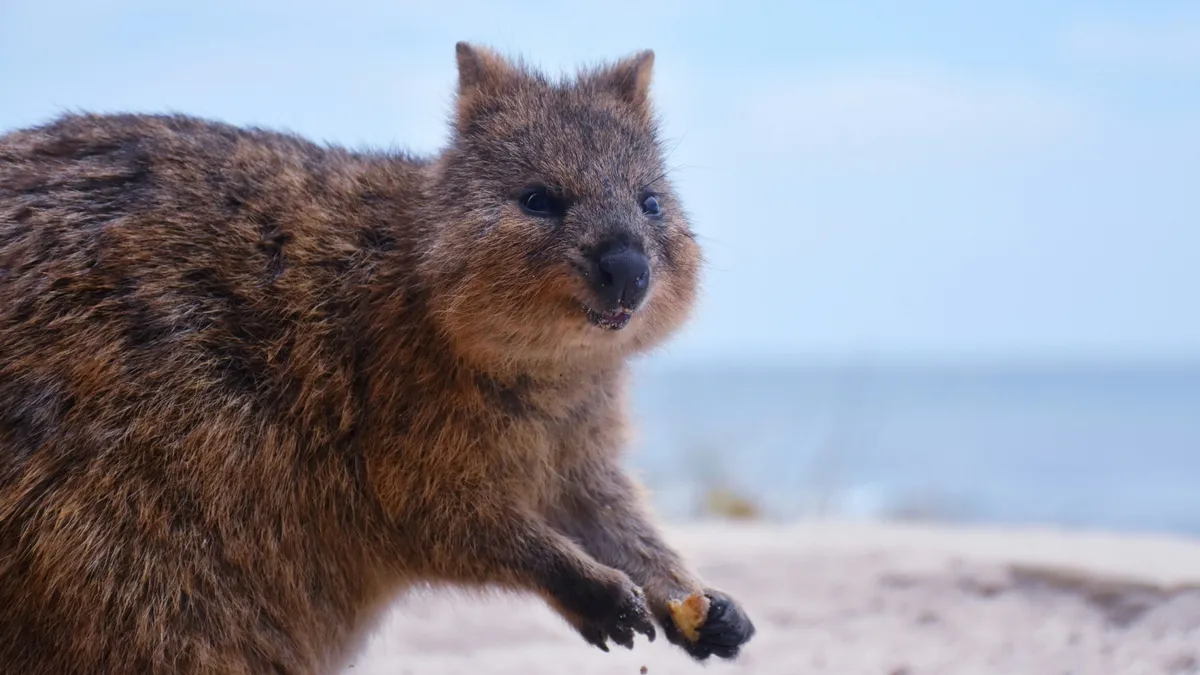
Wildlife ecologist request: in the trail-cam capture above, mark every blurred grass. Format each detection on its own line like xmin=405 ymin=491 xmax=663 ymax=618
xmin=656 ymin=431 xmax=968 ymax=524
xmin=643 ymin=360 xmax=973 ymax=526
xmin=703 ymin=486 xmax=762 ymax=520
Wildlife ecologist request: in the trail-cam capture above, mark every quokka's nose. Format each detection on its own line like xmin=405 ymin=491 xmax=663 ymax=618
xmin=593 ymin=242 xmax=651 ymax=310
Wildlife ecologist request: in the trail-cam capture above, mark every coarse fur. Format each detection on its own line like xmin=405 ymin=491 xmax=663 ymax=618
xmin=0 ymin=43 xmax=755 ymax=674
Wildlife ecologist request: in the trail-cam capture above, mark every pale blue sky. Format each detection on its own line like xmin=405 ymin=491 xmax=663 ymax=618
xmin=2 ymin=1 xmax=1197 ymax=364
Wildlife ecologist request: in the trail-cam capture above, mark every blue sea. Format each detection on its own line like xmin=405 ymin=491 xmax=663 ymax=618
xmin=623 ymin=361 xmax=1200 ymax=536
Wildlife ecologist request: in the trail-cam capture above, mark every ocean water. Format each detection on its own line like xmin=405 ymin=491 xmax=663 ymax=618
xmin=623 ymin=361 xmax=1200 ymax=536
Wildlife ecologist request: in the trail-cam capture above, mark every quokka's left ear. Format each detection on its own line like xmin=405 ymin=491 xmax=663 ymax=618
xmin=590 ymin=49 xmax=656 ymax=113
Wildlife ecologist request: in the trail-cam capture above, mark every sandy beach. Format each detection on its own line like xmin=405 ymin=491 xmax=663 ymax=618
xmin=341 ymin=520 xmax=1200 ymax=675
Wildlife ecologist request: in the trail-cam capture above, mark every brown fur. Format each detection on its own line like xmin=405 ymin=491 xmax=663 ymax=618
xmin=0 ymin=43 xmax=755 ymax=674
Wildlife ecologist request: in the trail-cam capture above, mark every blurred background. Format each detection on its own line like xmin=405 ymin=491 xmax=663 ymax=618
xmin=3 ymin=1 xmax=1197 ymax=535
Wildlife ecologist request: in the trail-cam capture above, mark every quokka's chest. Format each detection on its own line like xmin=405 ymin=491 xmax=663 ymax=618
xmin=392 ymin=376 xmax=610 ymax=479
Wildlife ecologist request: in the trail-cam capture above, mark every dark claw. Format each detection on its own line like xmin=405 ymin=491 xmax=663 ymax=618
xmin=708 ymin=643 xmax=740 ymax=659
xmin=580 ymin=624 xmax=609 ymax=652
xmin=631 ymin=610 xmax=656 ymax=640
xmin=569 ymin=578 xmax=656 ymax=653
xmin=612 ymin=629 xmax=634 ymax=650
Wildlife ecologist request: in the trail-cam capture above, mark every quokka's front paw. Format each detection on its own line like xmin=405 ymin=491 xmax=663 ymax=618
xmin=559 ymin=572 xmax=657 ymax=652
xmin=660 ymin=589 xmax=756 ymax=661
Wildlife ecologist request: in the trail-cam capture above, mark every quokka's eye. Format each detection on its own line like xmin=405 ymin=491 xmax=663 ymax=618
xmin=518 ymin=187 xmax=563 ymax=217
xmin=641 ymin=194 xmax=663 ymax=219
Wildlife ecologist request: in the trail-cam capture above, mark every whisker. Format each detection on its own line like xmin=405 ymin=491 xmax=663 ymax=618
xmin=639 ymin=163 xmax=693 ymax=192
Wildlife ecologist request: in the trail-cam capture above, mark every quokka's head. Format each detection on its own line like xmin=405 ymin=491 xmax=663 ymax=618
xmin=422 ymin=42 xmax=702 ymax=370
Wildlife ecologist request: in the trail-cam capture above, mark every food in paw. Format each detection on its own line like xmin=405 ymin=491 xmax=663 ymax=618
xmin=666 ymin=592 xmax=710 ymax=642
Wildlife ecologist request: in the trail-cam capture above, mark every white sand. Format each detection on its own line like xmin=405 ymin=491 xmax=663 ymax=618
xmin=342 ymin=520 xmax=1200 ymax=675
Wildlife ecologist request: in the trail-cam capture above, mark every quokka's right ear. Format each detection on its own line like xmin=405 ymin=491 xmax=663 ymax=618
xmin=455 ymin=42 xmax=516 ymax=96
xmin=453 ymin=42 xmax=519 ymax=134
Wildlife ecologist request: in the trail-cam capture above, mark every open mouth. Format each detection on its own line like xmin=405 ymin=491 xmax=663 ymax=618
xmin=584 ymin=305 xmax=634 ymax=330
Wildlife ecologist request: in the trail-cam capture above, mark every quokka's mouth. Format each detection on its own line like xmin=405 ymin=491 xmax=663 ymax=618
xmin=583 ymin=304 xmax=634 ymax=330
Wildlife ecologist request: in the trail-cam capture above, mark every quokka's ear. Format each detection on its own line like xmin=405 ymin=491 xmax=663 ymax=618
xmin=453 ymin=42 xmax=521 ymax=134
xmin=591 ymin=49 xmax=656 ymax=112
xmin=455 ymin=42 xmax=517 ymax=96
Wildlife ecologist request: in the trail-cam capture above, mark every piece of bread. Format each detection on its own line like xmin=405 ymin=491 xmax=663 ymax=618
xmin=667 ymin=592 xmax=711 ymax=642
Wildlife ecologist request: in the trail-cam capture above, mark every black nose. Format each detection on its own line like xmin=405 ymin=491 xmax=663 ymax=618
xmin=593 ymin=243 xmax=651 ymax=310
